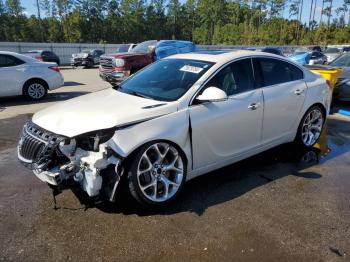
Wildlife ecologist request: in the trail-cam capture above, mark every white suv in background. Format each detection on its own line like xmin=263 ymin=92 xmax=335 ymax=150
xmin=0 ymin=51 xmax=64 ymax=100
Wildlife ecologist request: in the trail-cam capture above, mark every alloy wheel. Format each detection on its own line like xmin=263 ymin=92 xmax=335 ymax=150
xmin=27 ymin=83 xmax=46 ymax=99
xmin=301 ymin=108 xmax=324 ymax=147
xmin=137 ymin=142 xmax=184 ymax=202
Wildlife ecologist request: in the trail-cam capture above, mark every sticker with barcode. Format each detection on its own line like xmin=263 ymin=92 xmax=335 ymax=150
xmin=180 ymin=65 xmax=203 ymax=74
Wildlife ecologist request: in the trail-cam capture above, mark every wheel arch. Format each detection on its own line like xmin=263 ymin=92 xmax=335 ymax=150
xmin=310 ymin=102 xmax=327 ymax=119
xmin=22 ymin=78 xmax=49 ymax=95
xmin=123 ymin=139 xmax=189 ymax=170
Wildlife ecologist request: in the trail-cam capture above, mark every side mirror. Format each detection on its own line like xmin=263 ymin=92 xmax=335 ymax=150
xmin=196 ymin=87 xmax=228 ymax=103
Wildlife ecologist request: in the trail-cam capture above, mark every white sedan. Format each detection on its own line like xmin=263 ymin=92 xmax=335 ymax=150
xmin=17 ymin=51 xmax=331 ymax=207
xmin=0 ymin=51 xmax=64 ymax=100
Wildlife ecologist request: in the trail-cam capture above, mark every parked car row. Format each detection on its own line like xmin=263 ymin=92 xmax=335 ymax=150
xmin=99 ymin=40 xmax=196 ymax=85
xmin=1 ymin=41 xmax=349 ymax=102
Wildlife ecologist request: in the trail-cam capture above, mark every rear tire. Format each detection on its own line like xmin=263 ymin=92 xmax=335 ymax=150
xmin=23 ymin=80 xmax=48 ymax=101
xmin=295 ymin=105 xmax=325 ymax=148
xmin=127 ymin=141 xmax=187 ymax=207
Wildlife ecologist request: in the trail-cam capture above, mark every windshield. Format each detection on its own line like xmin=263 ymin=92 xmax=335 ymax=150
xmin=330 ymin=54 xmax=350 ymax=67
xmin=131 ymin=40 xmax=157 ymax=54
xmin=294 ymin=52 xmax=307 ymax=55
xmin=325 ymin=48 xmax=339 ymax=53
xmin=82 ymin=50 xmax=90 ymax=54
xmin=117 ymin=44 xmax=130 ymax=52
xmin=117 ymin=59 xmax=214 ymax=101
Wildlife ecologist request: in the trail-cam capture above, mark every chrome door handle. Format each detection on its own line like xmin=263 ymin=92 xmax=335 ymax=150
xmin=294 ymin=89 xmax=304 ymax=95
xmin=248 ymin=103 xmax=260 ymax=110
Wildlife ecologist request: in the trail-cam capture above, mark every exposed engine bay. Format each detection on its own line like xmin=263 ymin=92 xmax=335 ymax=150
xmin=18 ymin=121 xmax=124 ymax=201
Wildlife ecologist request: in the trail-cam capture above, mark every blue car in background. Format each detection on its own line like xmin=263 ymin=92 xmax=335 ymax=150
xmin=289 ymin=52 xmax=310 ymax=66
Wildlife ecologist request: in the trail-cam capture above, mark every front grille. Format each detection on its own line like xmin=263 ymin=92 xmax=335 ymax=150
xmin=18 ymin=122 xmax=65 ymax=170
xmin=100 ymin=57 xmax=113 ymax=70
xmin=20 ymin=132 xmax=45 ymax=160
xmin=73 ymin=58 xmax=83 ymax=63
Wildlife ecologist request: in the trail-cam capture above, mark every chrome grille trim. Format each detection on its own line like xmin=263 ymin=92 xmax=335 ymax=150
xmin=100 ymin=57 xmax=113 ymax=69
xmin=18 ymin=121 xmax=66 ymax=170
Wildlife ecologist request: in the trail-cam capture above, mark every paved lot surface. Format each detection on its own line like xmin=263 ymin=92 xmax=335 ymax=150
xmin=0 ymin=68 xmax=350 ymax=261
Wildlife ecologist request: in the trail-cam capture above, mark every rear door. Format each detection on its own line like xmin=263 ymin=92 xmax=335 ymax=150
xmin=253 ymin=57 xmax=307 ymax=145
xmin=0 ymin=54 xmax=26 ymax=97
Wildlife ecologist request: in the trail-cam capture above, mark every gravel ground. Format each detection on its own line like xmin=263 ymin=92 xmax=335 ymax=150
xmin=0 ymin=68 xmax=349 ymax=261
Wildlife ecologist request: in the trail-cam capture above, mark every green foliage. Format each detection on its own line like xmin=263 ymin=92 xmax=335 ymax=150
xmin=1 ymin=0 xmax=350 ymax=45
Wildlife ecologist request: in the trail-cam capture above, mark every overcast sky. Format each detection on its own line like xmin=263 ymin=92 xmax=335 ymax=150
xmin=21 ymin=0 xmax=346 ymax=25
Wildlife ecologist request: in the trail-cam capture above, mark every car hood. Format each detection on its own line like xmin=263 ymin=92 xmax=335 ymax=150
xmin=108 ymin=52 xmax=149 ymax=59
xmin=32 ymin=88 xmax=178 ymax=137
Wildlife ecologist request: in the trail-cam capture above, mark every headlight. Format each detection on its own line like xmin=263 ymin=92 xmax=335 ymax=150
xmin=112 ymin=58 xmax=125 ymax=67
xmin=75 ymin=128 xmax=116 ymax=152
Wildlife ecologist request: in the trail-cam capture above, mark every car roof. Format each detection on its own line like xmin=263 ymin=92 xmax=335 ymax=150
xmin=26 ymin=50 xmax=43 ymax=53
xmin=167 ymin=50 xmax=287 ymax=64
xmin=0 ymin=51 xmax=38 ymax=62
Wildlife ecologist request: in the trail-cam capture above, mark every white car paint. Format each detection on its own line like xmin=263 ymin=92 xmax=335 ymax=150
xmin=19 ymin=50 xmax=330 ymax=201
xmin=0 ymin=51 xmax=64 ymax=98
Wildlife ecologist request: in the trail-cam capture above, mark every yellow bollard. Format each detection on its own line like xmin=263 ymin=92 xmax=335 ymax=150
xmin=309 ymin=67 xmax=343 ymax=155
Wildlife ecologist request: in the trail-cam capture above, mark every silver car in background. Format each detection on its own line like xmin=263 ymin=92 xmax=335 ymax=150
xmin=330 ymin=52 xmax=350 ymax=101
xmin=17 ymin=51 xmax=331 ymax=207
xmin=324 ymin=47 xmax=341 ymax=63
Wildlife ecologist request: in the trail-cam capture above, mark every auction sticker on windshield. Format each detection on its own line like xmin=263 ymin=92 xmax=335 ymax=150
xmin=180 ymin=65 xmax=204 ymax=74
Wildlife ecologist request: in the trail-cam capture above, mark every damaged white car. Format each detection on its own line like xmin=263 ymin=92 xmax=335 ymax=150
xmin=18 ymin=51 xmax=331 ymax=207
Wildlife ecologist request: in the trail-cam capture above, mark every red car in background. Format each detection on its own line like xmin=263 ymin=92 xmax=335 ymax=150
xmin=99 ymin=40 xmax=195 ymax=86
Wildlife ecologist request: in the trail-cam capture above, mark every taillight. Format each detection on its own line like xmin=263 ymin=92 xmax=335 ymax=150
xmin=35 ymin=55 xmax=43 ymax=61
xmin=49 ymin=66 xmax=60 ymax=72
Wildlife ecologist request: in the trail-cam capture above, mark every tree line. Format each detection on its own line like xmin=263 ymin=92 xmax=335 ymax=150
xmin=1 ymin=0 xmax=350 ymax=45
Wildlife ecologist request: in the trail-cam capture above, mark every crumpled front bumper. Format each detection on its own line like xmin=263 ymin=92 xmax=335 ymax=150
xmin=71 ymin=58 xmax=89 ymax=66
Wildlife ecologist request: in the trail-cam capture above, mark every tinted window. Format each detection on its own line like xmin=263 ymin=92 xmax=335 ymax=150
xmin=255 ymin=58 xmax=302 ymax=86
xmin=288 ymin=64 xmax=303 ymax=80
xmin=330 ymin=53 xmax=350 ymax=66
xmin=118 ymin=45 xmax=130 ymax=52
xmin=262 ymin=48 xmax=282 ymax=56
xmin=0 ymin=55 xmax=24 ymax=67
xmin=310 ymin=51 xmax=321 ymax=58
xmin=205 ymin=59 xmax=254 ymax=96
xmin=325 ymin=48 xmax=339 ymax=54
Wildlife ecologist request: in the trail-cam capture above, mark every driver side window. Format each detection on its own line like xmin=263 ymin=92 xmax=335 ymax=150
xmin=205 ymin=58 xmax=254 ymax=96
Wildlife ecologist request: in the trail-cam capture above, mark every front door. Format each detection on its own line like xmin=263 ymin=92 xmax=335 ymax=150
xmin=189 ymin=58 xmax=264 ymax=169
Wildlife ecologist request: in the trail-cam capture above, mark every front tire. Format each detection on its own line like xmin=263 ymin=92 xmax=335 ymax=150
xmin=127 ymin=142 xmax=186 ymax=207
xmin=295 ymin=105 xmax=325 ymax=148
xmin=23 ymin=80 xmax=48 ymax=100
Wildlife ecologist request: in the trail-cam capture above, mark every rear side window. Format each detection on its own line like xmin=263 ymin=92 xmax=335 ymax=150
xmin=205 ymin=58 xmax=254 ymax=96
xmin=288 ymin=63 xmax=303 ymax=80
xmin=254 ymin=58 xmax=303 ymax=87
xmin=0 ymin=55 xmax=24 ymax=67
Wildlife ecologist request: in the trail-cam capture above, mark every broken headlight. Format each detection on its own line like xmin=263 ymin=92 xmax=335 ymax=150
xmin=75 ymin=128 xmax=116 ymax=152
